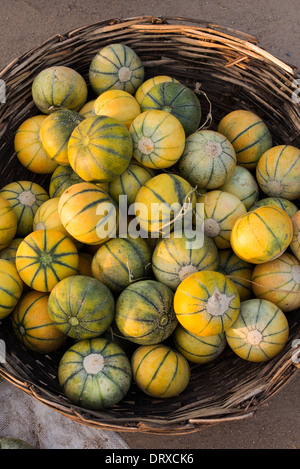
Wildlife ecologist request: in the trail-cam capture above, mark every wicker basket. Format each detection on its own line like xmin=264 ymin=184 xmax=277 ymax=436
xmin=0 ymin=16 xmax=299 ymax=435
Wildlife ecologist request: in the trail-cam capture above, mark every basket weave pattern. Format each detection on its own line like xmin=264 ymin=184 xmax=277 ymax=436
xmin=0 ymin=16 xmax=299 ymax=434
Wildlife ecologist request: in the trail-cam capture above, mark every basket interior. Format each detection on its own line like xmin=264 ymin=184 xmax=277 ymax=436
xmin=0 ymin=16 xmax=299 ymax=433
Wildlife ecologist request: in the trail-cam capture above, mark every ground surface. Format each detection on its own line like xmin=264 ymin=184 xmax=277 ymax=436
xmin=0 ymin=0 xmax=299 ymax=450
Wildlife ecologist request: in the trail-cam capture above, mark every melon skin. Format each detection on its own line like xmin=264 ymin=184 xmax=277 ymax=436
xmin=131 ymin=344 xmax=190 ymax=398
xmin=290 ymin=211 xmax=300 ymax=261
xmin=115 ymin=279 xmax=178 ymax=345
xmin=179 ymin=130 xmax=237 ymax=190
xmin=140 ymin=81 xmax=201 ymax=136
xmin=32 ymin=66 xmax=88 ymax=114
xmin=48 ymin=275 xmax=115 ymax=340
xmin=225 ymin=298 xmax=289 ymax=362
xmin=219 ymin=165 xmax=259 ymax=209
xmin=93 ymin=89 xmax=141 ymax=129
xmin=217 ymin=109 xmax=272 ymax=168
xmin=135 ymin=75 xmax=179 ymax=105
xmin=67 ymin=115 xmax=133 ymax=183
xmin=0 ymin=259 xmax=23 ymax=320
xmin=0 ymin=195 xmax=17 ymax=250
xmin=249 ymin=196 xmax=298 ymax=218
xmin=49 ymin=165 xmax=85 ymax=198
xmin=0 ymin=438 xmax=34 ymax=449
xmin=58 ymin=337 xmax=132 ymax=410
xmin=89 ymin=43 xmax=144 ymax=96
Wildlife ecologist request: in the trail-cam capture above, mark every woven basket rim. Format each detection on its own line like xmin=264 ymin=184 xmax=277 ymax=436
xmin=0 ymin=15 xmax=299 ymax=435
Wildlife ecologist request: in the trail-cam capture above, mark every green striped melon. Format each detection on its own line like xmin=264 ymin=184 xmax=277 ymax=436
xmin=91 ymin=236 xmax=152 ymax=293
xmin=225 ymin=298 xmax=289 ymax=362
xmin=196 ymin=190 xmax=247 ymax=249
xmin=178 ymin=130 xmax=236 ymax=190
xmin=33 ymin=197 xmax=68 ymax=235
xmin=0 ymin=195 xmax=17 ymax=250
xmin=152 ymin=231 xmax=219 ymax=290
xmin=58 ymin=182 xmax=118 ymax=245
xmin=129 ymin=110 xmax=185 ymax=169
xmin=89 ymin=43 xmax=144 ymax=96
xmin=49 ymin=165 xmax=85 ymax=198
xmin=218 ymin=248 xmax=254 ymax=301
xmin=11 ymin=290 xmax=66 ymax=353
xmin=58 ymin=337 xmax=132 ymax=409
xmin=79 ymin=99 xmax=96 ymax=118
xmin=134 ymin=173 xmax=196 ymax=237
xmin=39 ymin=109 xmax=84 ymax=166
xmin=67 ymin=115 xmax=133 ymax=183
xmin=249 ymin=196 xmax=298 ymax=218
xmin=140 ymin=82 xmax=201 ymax=136
xmin=0 ymin=181 xmax=49 ymax=237
xmin=14 ymin=115 xmax=58 ymax=174
xmin=174 ymin=270 xmax=240 ymax=336
xmin=252 ymin=252 xmax=300 ymax=312
xmin=131 ymin=344 xmax=190 ymax=398
xmin=173 ymin=324 xmax=226 ymax=364
xmin=0 ymin=259 xmax=23 ymax=319
xmin=217 ymin=109 xmax=272 ymax=168
xmin=135 ymin=75 xmax=179 ymax=105
xmin=93 ymin=89 xmax=141 ymax=129
xmin=0 ymin=238 xmax=23 ymax=265
xmin=32 ymin=65 xmax=88 ymax=114
xmin=15 ymin=229 xmax=79 ymax=292
xmin=219 ymin=165 xmax=259 ymax=209
xmin=256 ymin=145 xmax=300 ymax=201
xmin=109 ymin=161 xmax=155 ymax=206
xmin=115 ymin=279 xmax=178 ymax=345
xmin=0 ymin=438 xmax=34 ymax=449
xmin=48 ymin=275 xmax=115 ymax=339
xmin=290 ymin=211 xmax=300 ymax=261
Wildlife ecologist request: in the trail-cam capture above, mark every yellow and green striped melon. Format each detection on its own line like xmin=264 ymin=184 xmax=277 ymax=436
xmin=0 ymin=238 xmax=23 ymax=265
xmin=219 ymin=165 xmax=259 ymax=209
xmin=140 ymin=82 xmax=201 ymax=136
xmin=217 ymin=109 xmax=272 ymax=168
xmin=134 ymin=173 xmax=196 ymax=237
xmin=11 ymin=290 xmax=66 ymax=353
xmin=58 ymin=337 xmax=132 ymax=409
xmin=39 ymin=109 xmax=84 ymax=166
xmin=109 ymin=161 xmax=155 ymax=206
xmin=48 ymin=165 xmax=85 ymax=198
xmin=33 ymin=197 xmax=68 ymax=235
xmin=0 ymin=181 xmax=49 ymax=237
xmin=130 ymin=110 xmax=185 ymax=169
xmin=67 ymin=115 xmax=133 ymax=183
xmin=58 ymin=182 xmax=118 ymax=245
xmin=15 ymin=229 xmax=79 ymax=292
xmin=131 ymin=344 xmax=190 ymax=398
xmin=115 ymin=279 xmax=178 ymax=345
xmin=174 ymin=270 xmax=240 ymax=336
xmin=196 ymin=190 xmax=247 ymax=249
xmin=0 ymin=259 xmax=23 ymax=319
xmin=290 ymin=211 xmax=300 ymax=261
xmin=252 ymin=252 xmax=300 ymax=312
xmin=89 ymin=43 xmax=144 ymax=96
xmin=48 ymin=275 xmax=115 ymax=340
xmin=230 ymin=205 xmax=293 ymax=264
xmin=93 ymin=90 xmax=141 ymax=129
xmin=249 ymin=196 xmax=298 ymax=218
xmin=79 ymin=99 xmax=96 ymax=118
xmin=152 ymin=231 xmax=219 ymax=290
xmin=173 ymin=324 xmax=226 ymax=364
xmin=91 ymin=236 xmax=152 ymax=293
xmin=14 ymin=115 xmax=58 ymax=174
xmin=0 ymin=195 xmax=17 ymax=250
xmin=32 ymin=65 xmax=88 ymax=114
xmin=218 ymin=248 xmax=254 ymax=301
xmin=225 ymin=298 xmax=289 ymax=362
xmin=178 ymin=130 xmax=236 ymax=190
xmin=135 ymin=75 xmax=179 ymax=105
xmin=256 ymin=145 xmax=300 ymax=201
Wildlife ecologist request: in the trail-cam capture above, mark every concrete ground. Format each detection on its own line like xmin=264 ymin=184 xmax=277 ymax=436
xmin=0 ymin=0 xmax=299 ymax=450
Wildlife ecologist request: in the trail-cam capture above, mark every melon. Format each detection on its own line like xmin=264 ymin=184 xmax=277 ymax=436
xmin=58 ymin=337 xmax=132 ymax=409
xmin=249 ymin=196 xmax=298 ymax=218
xmin=135 ymin=75 xmax=179 ymax=105
xmin=93 ymin=90 xmax=141 ymax=128
xmin=0 ymin=195 xmax=17 ymax=250
xmin=48 ymin=165 xmax=85 ymax=198
xmin=219 ymin=165 xmax=259 ymax=209
xmin=290 ymin=211 xmax=300 ymax=261
xmin=0 ymin=259 xmax=23 ymax=319
xmin=218 ymin=248 xmax=253 ymax=301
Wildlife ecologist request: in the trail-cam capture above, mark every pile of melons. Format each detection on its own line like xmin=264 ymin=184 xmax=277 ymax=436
xmin=0 ymin=43 xmax=299 ymax=411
